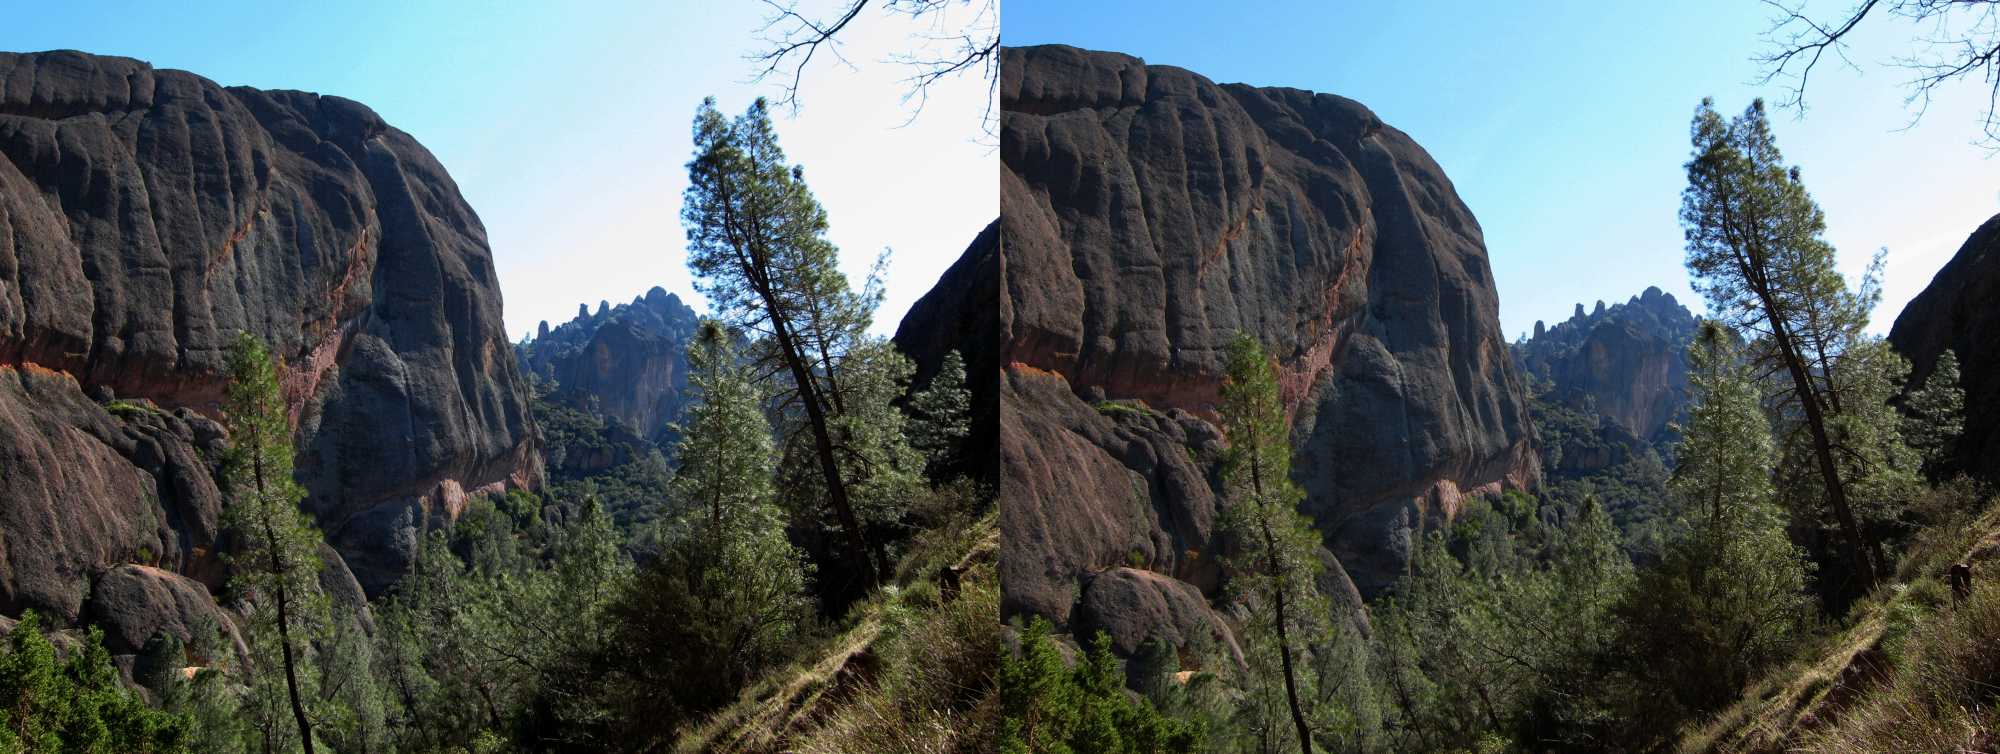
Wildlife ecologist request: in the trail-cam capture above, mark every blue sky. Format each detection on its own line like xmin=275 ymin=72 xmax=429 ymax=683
xmin=5 ymin=1 xmax=997 ymax=338
xmin=1006 ymin=0 xmax=2000 ymax=338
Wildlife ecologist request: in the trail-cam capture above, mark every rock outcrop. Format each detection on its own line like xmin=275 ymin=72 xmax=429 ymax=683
xmin=0 ymin=49 xmax=538 ymax=637
xmin=1889 ymin=212 xmax=2000 ymax=480
xmin=997 ymin=45 xmax=1537 ymax=655
xmin=83 ymin=564 xmax=248 ymax=662
xmin=516 ymin=286 xmax=700 ymax=445
xmin=1513 ymin=286 xmax=1699 ymax=447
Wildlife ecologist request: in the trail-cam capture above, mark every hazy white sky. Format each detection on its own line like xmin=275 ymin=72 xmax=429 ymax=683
xmin=8 ymin=1 xmax=998 ymax=339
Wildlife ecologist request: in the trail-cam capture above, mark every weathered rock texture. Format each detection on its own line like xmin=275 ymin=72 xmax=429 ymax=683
xmin=1889 ymin=212 xmax=2000 ymax=480
xmin=997 ymin=45 xmax=1537 ymax=653
xmin=516 ymin=286 xmax=700 ymax=445
xmin=83 ymin=564 xmax=248 ymax=662
xmin=1513 ymin=286 xmax=1699 ymax=447
xmin=0 ymin=50 xmax=538 ymax=631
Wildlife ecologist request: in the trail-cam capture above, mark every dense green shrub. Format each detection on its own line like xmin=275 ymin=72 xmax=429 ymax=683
xmin=0 ymin=612 xmax=191 ymax=753
xmin=1001 ymin=619 xmax=1203 ymax=754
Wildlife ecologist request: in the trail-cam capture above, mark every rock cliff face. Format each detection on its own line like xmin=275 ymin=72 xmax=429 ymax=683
xmin=1513 ymin=286 xmax=1699 ymax=447
xmin=0 ymin=50 xmax=538 ymax=634
xmin=516 ymin=286 xmax=700 ymax=445
xmin=894 ymin=220 xmax=1000 ymax=484
xmin=997 ymin=45 xmax=1537 ymax=652
xmin=1889 ymin=212 xmax=2000 ymax=480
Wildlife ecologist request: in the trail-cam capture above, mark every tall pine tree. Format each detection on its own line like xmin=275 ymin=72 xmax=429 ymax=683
xmin=682 ymin=97 xmax=918 ymax=592
xmin=1682 ymin=97 xmax=1887 ymax=591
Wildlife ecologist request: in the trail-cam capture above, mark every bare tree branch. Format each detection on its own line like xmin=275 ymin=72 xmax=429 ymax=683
xmin=1758 ymin=0 xmax=2000 ymax=147
xmin=748 ymin=0 xmax=871 ymax=114
xmin=746 ymin=0 xmax=999 ymax=137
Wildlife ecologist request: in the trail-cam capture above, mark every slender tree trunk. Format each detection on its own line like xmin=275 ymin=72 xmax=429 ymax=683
xmin=255 ymin=446 xmax=315 ymax=754
xmin=272 ymin=576 xmax=314 ymax=754
xmin=1767 ymin=318 xmax=1878 ymax=588
xmin=710 ymin=168 xmax=880 ymax=590
xmin=763 ymin=305 xmax=879 ymax=588
xmin=1251 ymin=454 xmax=1313 ymax=754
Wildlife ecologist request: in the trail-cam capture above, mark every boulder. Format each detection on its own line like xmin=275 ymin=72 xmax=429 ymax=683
xmin=83 ymin=564 xmax=246 ymax=663
xmin=1074 ymin=567 xmax=1243 ymax=670
xmin=0 ymin=365 xmax=225 ymax=622
xmin=997 ymin=368 xmax=1229 ymax=627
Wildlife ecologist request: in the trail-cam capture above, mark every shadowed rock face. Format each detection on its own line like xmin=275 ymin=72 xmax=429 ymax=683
xmin=1890 ymin=213 xmax=2000 ymax=480
xmin=997 ymin=45 xmax=1536 ymax=650
xmin=1514 ymin=286 xmax=1699 ymax=448
xmin=0 ymin=50 xmax=539 ymax=611
xmin=516 ymin=286 xmax=701 ymax=445
xmin=894 ymin=220 xmax=1000 ymax=485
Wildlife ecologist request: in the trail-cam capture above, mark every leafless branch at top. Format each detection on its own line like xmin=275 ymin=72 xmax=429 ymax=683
xmin=749 ymin=0 xmax=872 ymax=114
xmin=1757 ymin=0 xmax=2000 ymax=147
xmin=745 ymin=0 xmax=1000 ymax=137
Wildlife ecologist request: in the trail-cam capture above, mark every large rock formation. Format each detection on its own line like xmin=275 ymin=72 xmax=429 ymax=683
xmin=1889 ymin=212 xmax=2000 ymax=480
xmin=997 ymin=45 xmax=1537 ymax=653
xmin=516 ymin=286 xmax=700 ymax=445
xmin=1513 ymin=286 xmax=1699 ymax=447
xmin=0 ymin=49 xmax=538 ymax=637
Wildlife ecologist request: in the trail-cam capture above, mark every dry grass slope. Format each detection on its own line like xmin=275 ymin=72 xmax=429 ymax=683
xmin=677 ymin=511 xmax=1000 ymax=754
xmin=1684 ymin=482 xmax=2000 ymax=753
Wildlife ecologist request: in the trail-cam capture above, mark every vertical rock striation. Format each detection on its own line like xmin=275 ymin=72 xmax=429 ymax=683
xmin=996 ymin=45 xmax=1538 ymax=654
xmin=0 ymin=49 xmax=539 ymax=630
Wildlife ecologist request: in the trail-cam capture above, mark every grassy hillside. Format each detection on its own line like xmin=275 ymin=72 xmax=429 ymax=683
xmin=677 ymin=512 xmax=999 ymax=754
xmin=1686 ymin=481 xmax=2000 ymax=753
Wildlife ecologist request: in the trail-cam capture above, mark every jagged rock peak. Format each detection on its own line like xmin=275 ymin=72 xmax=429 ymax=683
xmin=517 ymin=285 xmax=703 ymax=445
xmin=1515 ymin=286 xmax=1700 ymax=444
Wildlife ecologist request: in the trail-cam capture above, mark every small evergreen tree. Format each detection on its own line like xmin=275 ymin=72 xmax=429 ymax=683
xmin=1218 ymin=334 xmax=1326 ymax=754
xmin=999 ymin=620 xmax=1203 ymax=754
xmin=144 ymin=615 xmax=252 ymax=754
xmin=587 ymin=321 xmax=813 ymax=744
xmin=1612 ymin=324 xmax=1815 ymax=740
xmin=1904 ymin=349 xmax=1966 ymax=478
xmin=221 ymin=332 xmax=329 ymax=754
xmin=909 ymin=349 xmax=972 ymax=477
xmin=0 ymin=611 xmax=192 ymax=753
xmin=1368 ymin=494 xmax=1631 ymax=751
